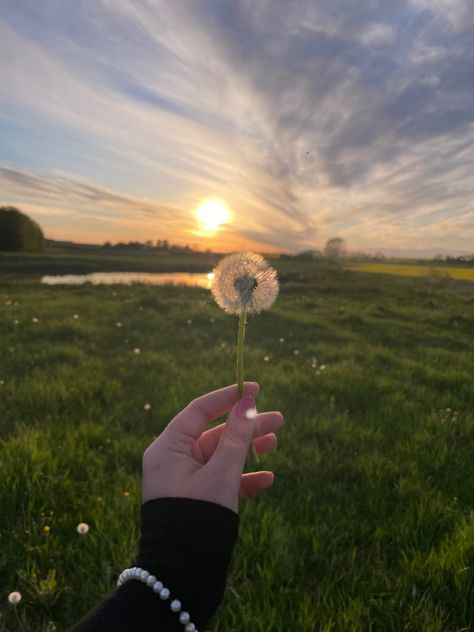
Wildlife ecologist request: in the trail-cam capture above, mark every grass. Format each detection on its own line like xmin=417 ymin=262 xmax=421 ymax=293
xmin=348 ymin=262 xmax=474 ymax=283
xmin=1 ymin=256 xmax=474 ymax=631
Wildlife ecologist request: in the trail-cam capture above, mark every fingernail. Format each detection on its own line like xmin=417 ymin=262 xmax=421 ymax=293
xmin=235 ymin=395 xmax=256 ymax=419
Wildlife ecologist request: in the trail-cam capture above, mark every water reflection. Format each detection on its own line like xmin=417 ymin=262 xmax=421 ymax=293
xmin=41 ymin=272 xmax=214 ymax=288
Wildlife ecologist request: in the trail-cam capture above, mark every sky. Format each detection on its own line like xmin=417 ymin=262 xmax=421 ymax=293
xmin=1 ymin=0 xmax=473 ymax=256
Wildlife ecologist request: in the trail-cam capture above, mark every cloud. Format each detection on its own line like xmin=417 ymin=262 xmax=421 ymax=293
xmin=0 ymin=0 xmax=473 ymax=254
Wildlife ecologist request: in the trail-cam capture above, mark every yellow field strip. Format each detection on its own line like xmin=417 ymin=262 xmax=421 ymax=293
xmin=347 ymin=263 xmax=474 ymax=282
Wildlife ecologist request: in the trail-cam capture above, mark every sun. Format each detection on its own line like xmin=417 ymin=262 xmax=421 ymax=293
xmin=195 ymin=198 xmax=230 ymax=233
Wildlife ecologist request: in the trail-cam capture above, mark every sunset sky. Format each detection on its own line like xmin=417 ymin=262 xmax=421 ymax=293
xmin=1 ymin=1 xmax=473 ymax=255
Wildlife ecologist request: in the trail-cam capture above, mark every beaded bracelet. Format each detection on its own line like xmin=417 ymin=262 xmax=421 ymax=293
xmin=117 ymin=566 xmax=198 ymax=631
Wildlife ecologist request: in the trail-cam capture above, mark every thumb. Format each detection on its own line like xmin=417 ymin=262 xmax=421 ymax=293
xmin=210 ymin=394 xmax=258 ymax=480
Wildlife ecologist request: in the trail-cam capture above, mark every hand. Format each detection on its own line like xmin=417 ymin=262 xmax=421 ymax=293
xmin=141 ymin=382 xmax=284 ymax=513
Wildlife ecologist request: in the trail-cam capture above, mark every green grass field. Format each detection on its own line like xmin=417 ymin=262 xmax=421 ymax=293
xmin=348 ymin=262 xmax=474 ymax=283
xmin=1 ymin=256 xmax=474 ymax=631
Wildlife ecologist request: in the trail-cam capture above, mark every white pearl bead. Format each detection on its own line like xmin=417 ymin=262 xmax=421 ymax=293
xmin=153 ymin=581 xmax=164 ymax=593
xmin=134 ymin=568 xmax=142 ymax=578
xmin=185 ymin=623 xmax=196 ymax=632
xmin=140 ymin=570 xmax=149 ymax=581
xmin=170 ymin=599 xmax=181 ymax=612
xmin=179 ymin=611 xmax=191 ymax=624
xmin=159 ymin=587 xmax=170 ymax=600
xmin=146 ymin=575 xmax=157 ymax=587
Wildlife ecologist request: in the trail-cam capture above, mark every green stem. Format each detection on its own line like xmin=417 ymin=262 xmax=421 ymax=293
xmin=237 ymin=309 xmax=259 ymax=465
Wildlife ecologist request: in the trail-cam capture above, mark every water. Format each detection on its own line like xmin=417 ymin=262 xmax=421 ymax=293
xmin=41 ymin=272 xmax=215 ymax=288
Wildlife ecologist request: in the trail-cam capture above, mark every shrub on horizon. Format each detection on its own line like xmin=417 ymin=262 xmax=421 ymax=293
xmin=0 ymin=206 xmax=44 ymax=252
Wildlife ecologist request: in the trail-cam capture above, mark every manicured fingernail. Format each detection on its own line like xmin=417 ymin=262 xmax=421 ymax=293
xmin=235 ymin=395 xmax=256 ymax=419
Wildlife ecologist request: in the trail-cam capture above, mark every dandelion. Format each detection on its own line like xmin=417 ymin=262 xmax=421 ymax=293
xmin=211 ymin=252 xmax=279 ymax=464
xmin=8 ymin=591 xmax=22 ymax=605
xmin=97 ymin=496 xmax=103 ymax=503
xmin=133 ymin=348 xmax=141 ymax=355
xmin=76 ymin=522 xmax=89 ymax=534
xmin=123 ymin=491 xmax=130 ymax=497
xmin=144 ymin=403 xmax=151 ymax=411
xmin=43 ymin=525 xmax=50 ymax=534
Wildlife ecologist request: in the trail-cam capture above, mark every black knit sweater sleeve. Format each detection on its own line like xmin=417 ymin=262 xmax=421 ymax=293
xmin=70 ymin=497 xmax=240 ymax=631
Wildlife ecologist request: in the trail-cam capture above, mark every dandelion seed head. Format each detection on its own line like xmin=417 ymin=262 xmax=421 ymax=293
xmin=76 ymin=522 xmax=89 ymax=534
xmin=294 ymin=350 xmax=299 ymax=355
xmin=279 ymin=337 xmax=285 ymax=343
xmin=116 ymin=322 xmax=122 ymax=328
xmin=73 ymin=314 xmax=79 ymax=320
xmin=8 ymin=591 xmax=22 ymax=605
xmin=211 ymin=252 xmax=279 ymax=315
xmin=264 ymin=355 xmax=270 ymax=362
xmin=144 ymin=403 xmax=151 ymax=411
xmin=32 ymin=317 xmax=39 ymax=323
xmin=133 ymin=348 xmax=141 ymax=355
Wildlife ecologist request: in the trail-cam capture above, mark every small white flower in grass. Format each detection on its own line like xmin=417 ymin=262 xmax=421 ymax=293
xmin=76 ymin=522 xmax=89 ymax=535
xmin=320 ymin=364 xmax=326 ymax=370
xmin=5 ymin=300 xmax=12 ymax=306
xmin=210 ymin=317 xmax=214 ymax=323
xmin=144 ymin=403 xmax=152 ymax=411
xmin=8 ymin=592 xmax=22 ymax=605
xmin=116 ymin=322 xmax=122 ymax=328
xmin=32 ymin=317 xmax=39 ymax=323
xmin=264 ymin=355 xmax=270 ymax=362
xmin=73 ymin=314 xmax=79 ymax=320
xmin=187 ymin=319 xmax=192 ymax=324
xmin=220 ymin=342 xmax=227 ymax=348
xmin=294 ymin=349 xmax=299 ymax=355
xmin=279 ymin=337 xmax=285 ymax=343
xmin=13 ymin=320 xmax=19 ymax=325
xmin=139 ymin=306 xmax=143 ymax=311
xmin=133 ymin=348 xmax=141 ymax=355
xmin=0 ymin=380 xmax=4 ymax=386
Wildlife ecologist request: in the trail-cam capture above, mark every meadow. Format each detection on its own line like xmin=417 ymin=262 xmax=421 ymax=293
xmin=1 ymin=255 xmax=474 ymax=631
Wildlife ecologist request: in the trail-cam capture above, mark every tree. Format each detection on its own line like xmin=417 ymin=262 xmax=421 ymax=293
xmin=324 ymin=237 xmax=346 ymax=259
xmin=0 ymin=206 xmax=44 ymax=252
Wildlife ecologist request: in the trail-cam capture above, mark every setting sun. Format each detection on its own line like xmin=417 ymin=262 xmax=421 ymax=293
xmin=195 ymin=198 xmax=230 ymax=233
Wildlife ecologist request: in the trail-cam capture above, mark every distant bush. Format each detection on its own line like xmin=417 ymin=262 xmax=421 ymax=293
xmin=0 ymin=206 xmax=44 ymax=252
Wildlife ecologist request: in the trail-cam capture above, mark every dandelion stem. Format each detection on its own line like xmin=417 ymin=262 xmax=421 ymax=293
xmin=237 ymin=309 xmax=259 ymax=464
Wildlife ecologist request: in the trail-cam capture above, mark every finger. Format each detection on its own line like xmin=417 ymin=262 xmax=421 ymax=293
xmin=250 ymin=432 xmax=278 ymax=457
xmin=197 ymin=412 xmax=283 ymax=461
xmin=167 ymin=382 xmax=259 ymax=441
xmin=209 ymin=394 xmax=259 ymax=480
xmin=238 ymin=471 xmax=275 ymax=500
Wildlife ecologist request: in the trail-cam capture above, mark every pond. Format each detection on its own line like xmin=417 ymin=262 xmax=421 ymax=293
xmin=41 ymin=272 xmax=215 ymax=288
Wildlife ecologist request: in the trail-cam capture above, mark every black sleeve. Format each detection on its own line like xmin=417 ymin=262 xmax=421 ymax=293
xmin=70 ymin=497 xmax=240 ymax=631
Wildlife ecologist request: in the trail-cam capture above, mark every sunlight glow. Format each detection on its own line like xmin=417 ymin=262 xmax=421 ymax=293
xmin=195 ymin=198 xmax=230 ymax=233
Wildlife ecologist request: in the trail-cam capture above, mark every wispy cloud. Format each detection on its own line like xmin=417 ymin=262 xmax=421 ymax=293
xmin=0 ymin=0 xmax=473 ymax=254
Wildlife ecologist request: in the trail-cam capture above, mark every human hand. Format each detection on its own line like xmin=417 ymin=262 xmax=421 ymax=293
xmin=142 ymin=382 xmax=284 ymax=514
